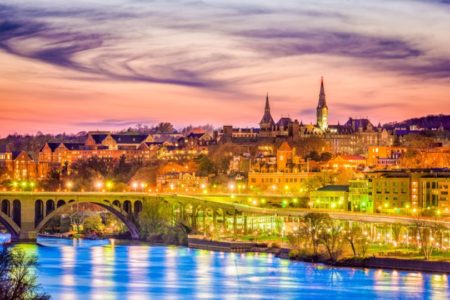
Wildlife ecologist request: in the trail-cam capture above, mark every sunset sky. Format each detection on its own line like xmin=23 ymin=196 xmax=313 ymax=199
xmin=1 ymin=0 xmax=449 ymax=136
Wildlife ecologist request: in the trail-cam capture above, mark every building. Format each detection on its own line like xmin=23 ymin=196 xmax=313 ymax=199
xmin=362 ymin=169 xmax=450 ymax=214
xmin=322 ymin=155 xmax=366 ymax=171
xmin=248 ymin=142 xmax=312 ymax=192
xmin=0 ymin=150 xmax=38 ymax=180
xmin=310 ymin=185 xmax=349 ymax=210
xmin=367 ymin=146 xmax=407 ymax=168
xmin=349 ymin=179 xmax=373 ymax=212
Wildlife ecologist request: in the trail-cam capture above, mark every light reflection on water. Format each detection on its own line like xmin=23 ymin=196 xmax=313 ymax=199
xmin=4 ymin=237 xmax=450 ymax=299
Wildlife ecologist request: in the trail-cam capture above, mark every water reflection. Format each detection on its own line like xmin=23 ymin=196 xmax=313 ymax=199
xmin=1 ymin=236 xmax=448 ymax=299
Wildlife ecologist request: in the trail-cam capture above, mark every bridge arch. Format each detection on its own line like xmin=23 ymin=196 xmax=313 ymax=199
xmin=35 ymin=199 xmax=44 ymax=226
xmin=35 ymin=200 xmax=139 ymax=240
xmin=12 ymin=200 xmax=21 ymax=227
xmin=0 ymin=210 xmax=20 ymax=241
xmin=46 ymin=200 xmax=55 ymax=215
xmin=123 ymin=200 xmax=132 ymax=214
xmin=1 ymin=199 xmax=10 ymax=217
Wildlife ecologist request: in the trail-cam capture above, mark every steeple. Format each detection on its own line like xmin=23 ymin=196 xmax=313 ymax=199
xmin=260 ymin=93 xmax=275 ymax=130
xmin=316 ymin=77 xmax=329 ymax=131
xmin=264 ymin=92 xmax=270 ymax=112
xmin=317 ymin=76 xmax=327 ymax=109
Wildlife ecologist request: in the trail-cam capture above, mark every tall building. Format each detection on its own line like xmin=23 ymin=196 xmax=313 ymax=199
xmin=316 ymin=77 xmax=328 ymax=131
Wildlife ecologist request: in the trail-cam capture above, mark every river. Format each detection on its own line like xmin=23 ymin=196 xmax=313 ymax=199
xmin=2 ymin=236 xmax=450 ymax=299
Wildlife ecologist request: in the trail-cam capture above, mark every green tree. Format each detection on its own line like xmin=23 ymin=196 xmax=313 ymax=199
xmin=0 ymin=248 xmax=50 ymax=300
xmin=83 ymin=215 xmax=105 ymax=234
xmin=196 ymin=155 xmax=216 ymax=177
xmin=41 ymin=169 xmax=62 ymax=191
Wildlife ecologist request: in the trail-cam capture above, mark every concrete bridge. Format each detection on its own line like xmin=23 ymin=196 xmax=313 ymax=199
xmin=1 ymin=192 xmax=449 ymax=242
xmin=0 ymin=192 xmax=263 ymax=242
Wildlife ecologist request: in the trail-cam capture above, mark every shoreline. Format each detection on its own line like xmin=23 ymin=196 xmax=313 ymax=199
xmin=187 ymin=236 xmax=450 ymax=274
xmin=8 ymin=235 xmax=450 ymax=274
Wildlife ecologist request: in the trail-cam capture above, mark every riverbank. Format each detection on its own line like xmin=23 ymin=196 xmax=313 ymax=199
xmin=188 ymin=236 xmax=450 ymax=274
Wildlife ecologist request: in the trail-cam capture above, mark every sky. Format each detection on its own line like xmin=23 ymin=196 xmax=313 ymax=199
xmin=0 ymin=0 xmax=450 ymax=136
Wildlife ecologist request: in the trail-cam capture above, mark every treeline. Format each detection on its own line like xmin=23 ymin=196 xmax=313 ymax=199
xmin=384 ymin=114 xmax=450 ymax=130
xmin=0 ymin=132 xmax=83 ymax=152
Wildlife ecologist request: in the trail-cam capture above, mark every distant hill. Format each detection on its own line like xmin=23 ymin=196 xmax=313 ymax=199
xmin=384 ymin=114 xmax=450 ymax=130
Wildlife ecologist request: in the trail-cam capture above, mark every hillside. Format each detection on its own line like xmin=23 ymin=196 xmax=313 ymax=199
xmin=384 ymin=114 xmax=450 ymax=130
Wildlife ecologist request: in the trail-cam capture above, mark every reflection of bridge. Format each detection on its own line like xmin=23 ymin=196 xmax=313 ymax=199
xmin=1 ymin=192 xmax=449 ymax=242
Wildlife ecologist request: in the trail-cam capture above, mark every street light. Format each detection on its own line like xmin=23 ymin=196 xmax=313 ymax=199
xmin=95 ymin=181 xmax=103 ymax=191
xmin=66 ymin=181 xmax=73 ymax=191
xmin=106 ymin=181 xmax=113 ymax=191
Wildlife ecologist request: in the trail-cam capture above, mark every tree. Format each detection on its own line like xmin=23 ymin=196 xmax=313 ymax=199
xmin=83 ymin=214 xmax=105 ymax=234
xmin=414 ymin=221 xmax=436 ymax=260
xmin=303 ymin=173 xmax=334 ymax=194
xmin=318 ymin=221 xmax=344 ymax=261
xmin=41 ymin=169 xmax=62 ymax=191
xmin=152 ymin=122 xmax=175 ymax=134
xmin=391 ymin=224 xmax=404 ymax=247
xmin=303 ymin=213 xmax=331 ymax=256
xmin=343 ymin=223 xmax=368 ymax=258
xmin=138 ymin=200 xmax=191 ymax=245
xmin=196 ymin=155 xmax=216 ymax=177
xmin=0 ymin=248 xmax=50 ymax=300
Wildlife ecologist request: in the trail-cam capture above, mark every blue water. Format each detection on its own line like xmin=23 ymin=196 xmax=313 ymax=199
xmin=4 ymin=237 xmax=450 ymax=299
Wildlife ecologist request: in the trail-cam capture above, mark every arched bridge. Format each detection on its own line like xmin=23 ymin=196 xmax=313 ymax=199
xmin=0 ymin=192 xmax=262 ymax=242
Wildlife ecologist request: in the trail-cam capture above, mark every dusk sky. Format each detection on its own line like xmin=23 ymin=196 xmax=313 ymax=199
xmin=1 ymin=0 xmax=449 ymax=136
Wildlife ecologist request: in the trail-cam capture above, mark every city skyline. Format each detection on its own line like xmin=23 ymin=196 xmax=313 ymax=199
xmin=1 ymin=0 xmax=450 ymax=136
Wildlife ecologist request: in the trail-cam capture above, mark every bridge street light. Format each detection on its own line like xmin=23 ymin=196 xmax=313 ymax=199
xmin=66 ymin=181 xmax=73 ymax=191
xmin=95 ymin=180 xmax=104 ymax=191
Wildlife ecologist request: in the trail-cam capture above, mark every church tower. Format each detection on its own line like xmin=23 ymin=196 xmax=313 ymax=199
xmin=316 ymin=77 xmax=328 ymax=131
xmin=260 ymin=93 xmax=275 ymax=130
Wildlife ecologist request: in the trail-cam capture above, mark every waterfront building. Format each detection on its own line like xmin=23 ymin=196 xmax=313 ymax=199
xmin=310 ymin=185 xmax=349 ymax=210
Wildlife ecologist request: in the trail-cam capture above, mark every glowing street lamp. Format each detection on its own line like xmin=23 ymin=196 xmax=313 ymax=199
xmin=20 ymin=181 xmax=27 ymax=189
xmin=66 ymin=181 xmax=73 ymax=191
xmin=106 ymin=181 xmax=114 ymax=191
xmin=11 ymin=181 xmax=18 ymax=190
xmin=131 ymin=181 xmax=138 ymax=192
xmin=95 ymin=180 xmax=103 ymax=191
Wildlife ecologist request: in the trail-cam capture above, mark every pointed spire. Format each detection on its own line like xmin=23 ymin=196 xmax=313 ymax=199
xmin=317 ymin=76 xmax=327 ymax=109
xmin=265 ymin=92 xmax=270 ymax=112
xmin=260 ymin=92 xmax=275 ymax=129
